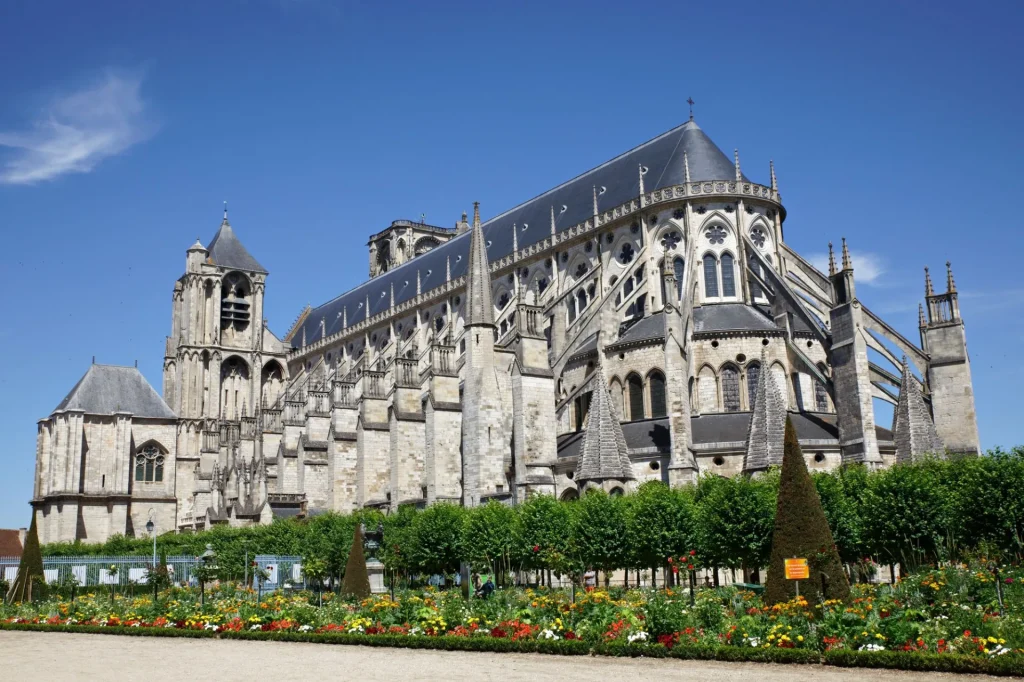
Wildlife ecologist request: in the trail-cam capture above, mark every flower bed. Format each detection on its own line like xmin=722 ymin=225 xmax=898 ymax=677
xmin=4 ymin=562 xmax=1024 ymax=676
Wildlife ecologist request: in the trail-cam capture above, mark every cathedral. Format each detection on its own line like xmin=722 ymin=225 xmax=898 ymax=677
xmin=30 ymin=116 xmax=981 ymax=544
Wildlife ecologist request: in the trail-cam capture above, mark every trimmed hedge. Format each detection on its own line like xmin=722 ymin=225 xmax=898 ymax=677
xmin=4 ymin=622 xmax=1024 ymax=675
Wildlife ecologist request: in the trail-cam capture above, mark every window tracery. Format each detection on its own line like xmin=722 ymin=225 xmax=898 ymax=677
xmin=135 ymin=444 xmax=164 ymax=483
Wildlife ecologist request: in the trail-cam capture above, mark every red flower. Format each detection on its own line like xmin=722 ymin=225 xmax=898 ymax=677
xmin=687 ymin=564 xmax=694 ymax=570
xmin=964 ymin=630 xmax=971 ymax=638
xmin=667 ymin=557 xmax=674 ymax=564
xmin=689 ymin=550 xmax=696 ymax=556
xmin=533 ymin=545 xmax=540 ymax=553
xmin=1006 ymin=578 xmax=1014 ymax=584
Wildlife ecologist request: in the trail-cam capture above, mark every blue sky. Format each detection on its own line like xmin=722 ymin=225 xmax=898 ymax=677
xmin=1 ymin=0 xmax=1021 ymax=528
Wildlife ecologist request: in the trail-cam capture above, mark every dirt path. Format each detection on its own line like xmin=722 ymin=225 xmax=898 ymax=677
xmin=0 ymin=631 xmax=1002 ymax=681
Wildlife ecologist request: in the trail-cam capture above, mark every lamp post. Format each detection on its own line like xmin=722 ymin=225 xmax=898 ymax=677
xmin=146 ymin=514 xmax=156 ymax=567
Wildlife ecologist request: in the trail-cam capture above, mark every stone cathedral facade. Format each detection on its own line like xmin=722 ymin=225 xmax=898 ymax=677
xmin=30 ymin=117 xmax=981 ymax=543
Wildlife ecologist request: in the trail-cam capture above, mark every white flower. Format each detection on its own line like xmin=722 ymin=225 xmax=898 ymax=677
xmin=539 ymin=629 xmax=559 ymax=640
xmin=990 ymin=646 xmax=1011 ymax=657
xmin=858 ymin=643 xmax=885 ymax=652
xmin=409 ymin=627 xmax=423 ymax=636
xmin=627 ymin=631 xmax=648 ymax=643
xmin=250 ymin=624 xmax=262 ymax=630
xmin=164 ymin=622 xmax=174 ymax=628
xmin=131 ymin=622 xmax=141 ymax=628
xmin=204 ymin=623 xmax=218 ymax=631
xmin=746 ymin=637 xmax=761 ymax=647
xmin=299 ymin=625 xmax=313 ymax=632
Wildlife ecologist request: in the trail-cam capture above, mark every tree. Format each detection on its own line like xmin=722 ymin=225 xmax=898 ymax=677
xmin=764 ymin=417 xmax=850 ymax=604
xmin=409 ymin=503 xmax=465 ymax=577
xmin=862 ymin=459 xmax=947 ymax=572
xmin=518 ymin=494 xmax=571 ymax=577
xmin=463 ymin=501 xmax=520 ymax=584
xmin=340 ymin=523 xmax=371 ymax=599
xmin=571 ymin=489 xmax=629 ymax=586
xmin=7 ymin=514 xmax=44 ymax=603
xmin=627 ymin=482 xmax=694 ymax=582
xmin=695 ymin=472 xmax=776 ymax=576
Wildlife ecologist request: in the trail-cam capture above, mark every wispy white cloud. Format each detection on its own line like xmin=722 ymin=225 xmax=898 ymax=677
xmin=0 ymin=71 xmax=155 ymax=184
xmin=807 ymin=250 xmax=885 ymax=286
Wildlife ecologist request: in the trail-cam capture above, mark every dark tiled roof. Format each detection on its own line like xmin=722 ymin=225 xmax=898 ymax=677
xmin=612 ymin=313 xmax=666 ymax=347
xmin=296 ymin=119 xmax=745 ymax=347
xmin=54 ymin=365 xmax=176 ymax=419
xmin=621 ymin=418 xmax=672 ymax=452
xmin=691 ymin=412 xmax=753 ymax=444
xmin=207 ymin=219 xmax=266 ymax=274
xmin=0 ymin=529 xmax=23 ymax=557
xmin=694 ymin=304 xmax=778 ymax=333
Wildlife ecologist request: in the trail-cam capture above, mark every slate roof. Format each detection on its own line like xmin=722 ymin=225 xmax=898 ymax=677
xmin=575 ymin=377 xmax=634 ymax=482
xmin=694 ymin=304 xmax=778 ymax=333
xmin=54 ymin=365 xmax=177 ymax=419
xmin=207 ymin=218 xmax=266 ymax=274
xmin=294 ymin=119 xmax=746 ymax=347
xmin=610 ymin=313 xmax=666 ymax=347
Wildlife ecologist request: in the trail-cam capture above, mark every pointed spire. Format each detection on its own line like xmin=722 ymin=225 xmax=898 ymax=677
xmin=465 ymin=205 xmax=494 ymax=327
xmin=841 ymin=237 xmax=852 ymax=270
xmin=918 ymin=303 xmax=926 ymax=328
xmin=343 ymin=305 xmax=347 ymax=329
xmin=734 ymin=149 xmax=742 ymax=181
xmin=945 ymin=260 xmax=956 ymax=293
xmin=683 ymin=151 xmax=691 ymax=183
xmin=389 ymin=281 xmax=395 ymax=309
xmin=576 ymin=372 xmax=634 ymax=485
xmin=592 ymin=185 xmax=599 ymax=218
xmin=924 ymin=266 xmax=934 ymax=296
xmin=828 ymin=242 xmax=837 ymax=276
xmin=893 ymin=356 xmax=944 ymax=463
xmin=416 ymin=268 xmax=422 ymax=296
xmin=446 ymin=254 xmax=451 ymax=283
xmin=770 ymin=159 xmax=777 ymax=191
xmin=512 ymin=222 xmax=518 ymax=252
xmin=638 ymin=163 xmax=647 ymax=200
xmin=551 ymin=205 xmax=557 ymax=236
xmin=744 ymin=352 xmax=787 ymax=472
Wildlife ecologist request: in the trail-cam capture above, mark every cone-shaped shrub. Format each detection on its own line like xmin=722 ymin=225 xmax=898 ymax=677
xmin=340 ymin=524 xmax=371 ymax=599
xmin=764 ymin=417 xmax=850 ymax=605
xmin=7 ymin=514 xmax=44 ymax=603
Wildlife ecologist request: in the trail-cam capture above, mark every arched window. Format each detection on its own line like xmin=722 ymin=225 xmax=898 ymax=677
xmin=721 ymin=364 xmax=740 ymax=412
xmin=703 ymin=255 xmax=719 ymax=297
xmin=576 ymin=289 xmax=588 ymax=315
xmin=721 ymin=253 xmax=736 ymax=297
xmin=627 ymin=374 xmax=645 ymax=421
xmin=749 ymin=259 xmax=763 ymax=300
xmin=673 ymin=257 xmax=685 ymax=299
xmin=649 ymin=371 xmax=667 ymax=418
xmin=135 ymin=444 xmax=164 ymax=483
xmin=221 ymin=272 xmax=251 ymax=332
xmin=746 ymin=362 xmax=761 ymax=409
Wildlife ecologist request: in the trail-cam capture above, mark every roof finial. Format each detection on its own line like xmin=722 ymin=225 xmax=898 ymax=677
xmin=918 ymin=303 xmax=927 ymax=328
xmin=945 ymin=260 xmax=956 ymax=293
xmin=592 ymin=185 xmax=599 ymax=218
xmin=687 ymin=96 xmax=695 ymax=121
xmin=734 ymin=149 xmax=742 ymax=181
xmin=769 ymin=159 xmax=777 ymax=191
xmin=223 ymin=201 xmax=228 ymax=223
xmin=472 ymin=201 xmax=480 ymax=229
xmin=924 ymin=266 xmax=934 ymax=296
xmin=638 ymin=163 xmax=648 ymax=201
xmin=512 ymin=222 xmax=518 ymax=252
xmin=827 ymin=242 xmax=837 ymax=276
xmin=683 ymin=151 xmax=690 ymax=183
xmin=551 ymin=205 xmax=557 ymax=236
xmin=92 ymin=355 xmax=95 ymax=364
xmin=841 ymin=237 xmax=852 ymax=270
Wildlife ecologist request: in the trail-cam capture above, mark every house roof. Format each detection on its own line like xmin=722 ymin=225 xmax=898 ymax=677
xmin=0 ymin=529 xmax=23 ymax=557
xmin=53 ymin=365 xmax=176 ymax=419
xmin=207 ymin=218 xmax=266 ymax=274
xmin=293 ymin=118 xmax=746 ymax=347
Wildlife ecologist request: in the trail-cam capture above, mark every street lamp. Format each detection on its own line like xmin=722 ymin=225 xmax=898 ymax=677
xmin=146 ymin=511 xmax=156 ymax=567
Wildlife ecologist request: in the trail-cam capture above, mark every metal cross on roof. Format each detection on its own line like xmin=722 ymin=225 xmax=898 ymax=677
xmin=687 ymin=97 xmax=695 ymax=120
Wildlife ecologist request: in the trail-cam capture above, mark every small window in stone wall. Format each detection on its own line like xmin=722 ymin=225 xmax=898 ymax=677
xmin=746 ymin=362 xmax=761 ymax=408
xmin=649 ymin=371 xmax=667 ymax=418
xmin=135 ymin=444 xmax=164 ymax=483
xmin=722 ymin=365 xmax=740 ymax=412
xmin=721 ymin=253 xmax=736 ymax=297
xmin=619 ymin=242 xmax=635 ymax=264
xmin=627 ymin=374 xmax=645 ymax=421
xmin=703 ymin=255 xmax=719 ymax=297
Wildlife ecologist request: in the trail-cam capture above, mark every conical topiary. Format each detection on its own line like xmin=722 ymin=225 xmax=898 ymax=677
xmin=764 ymin=417 xmax=850 ymax=605
xmin=7 ymin=513 xmax=44 ymax=603
xmin=340 ymin=524 xmax=371 ymax=599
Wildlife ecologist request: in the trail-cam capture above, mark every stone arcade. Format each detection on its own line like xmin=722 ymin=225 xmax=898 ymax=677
xmin=31 ymin=116 xmax=980 ymax=543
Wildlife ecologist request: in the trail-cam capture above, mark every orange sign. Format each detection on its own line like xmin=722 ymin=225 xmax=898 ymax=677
xmin=785 ymin=558 xmax=809 ymax=580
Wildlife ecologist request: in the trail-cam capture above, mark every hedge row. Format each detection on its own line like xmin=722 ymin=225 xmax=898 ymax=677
xmin=4 ymin=622 xmax=1024 ymax=676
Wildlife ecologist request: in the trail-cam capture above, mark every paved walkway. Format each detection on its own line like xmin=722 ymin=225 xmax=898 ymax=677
xmin=0 ymin=631 xmax=1000 ymax=681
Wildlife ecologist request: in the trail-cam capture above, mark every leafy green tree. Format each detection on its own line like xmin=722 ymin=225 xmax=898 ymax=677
xmin=571 ymin=489 xmax=629 ymax=585
xmin=627 ymin=481 xmax=695 ymax=579
xmin=517 ymin=494 xmax=571 ymax=574
xmin=764 ymin=418 xmax=850 ymax=604
xmin=862 ymin=460 xmax=947 ymax=571
xmin=695 ymin=471 xmax=776 ymax=574
xmin=409 ymin=503 xmax=465 ymax=576
xmin=812 ymin=466 xmax=865 ymax=564
xmin=462 ymin=501 xmax=520 ymax=584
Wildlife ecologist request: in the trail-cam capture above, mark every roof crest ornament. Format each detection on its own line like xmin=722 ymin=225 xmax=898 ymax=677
xmin=472 ymin=201 xmax=480 ymax=229
xmin=770 ymin=159 xmax=778 ymax=192
xmin=687 ymin=96 xmax=695 ymax=121
xmin=550 ymin=206 xmax=556 ymax=236
xmin=945 ymin=260 xmax=956 ymax=294
xmin=827 ymin=242 xmax=837 ymax=276
xmin=223 ymin=200 xmax=228 ymax=224
xmin=924 ymin=266 xmax=934 ymax=297
xmin=841 ymin=237 xmax=852 ymax=270
xmin=638 ymin=164 xmax=648 ymax=206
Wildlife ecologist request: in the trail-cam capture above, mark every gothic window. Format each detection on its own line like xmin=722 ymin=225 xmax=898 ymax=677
xmin=705 ymin=226 xmax=726 ymax=245
xmin=815 ymin=378 xmax=829 ymax=412
xmin=496 ymin=291 xmax=510 ymax=310
xmin=537 ymin=277 xmax=548 ymax=294
xmin=568 ymin=301 xmax=578 ymax=323
xmin=721 ymin=253 xmax=736 ymax=297
xmin=721 ymin=364 xmax=741 ymax=412
xmin=635 ymin=268 xmax=644 ymax=283
xmin=746 ymin=362 xmax=761 ymax=408
xmin=660 ymin=231 xmax=682 ymax=251
xmin=627 ymin=373 xmax=645 ymax=421
xmin=749 ymin=259 xmax=764 ymax=300
xmin=750 ymin=227 xmax=767 ymax=249
xmin=220 ymin=272 xmax=251 ymax=332
xmin=574 ymin=392 xmax=592 ymax=431
xmin=414 ymin=236 xmax=440 ymax=256
xmin=623 ymin=277 xmax=634 ymax=297
xmin=134 ymin=444 xmax=164 ymax=483
xmin=618 ymin=242 xmax=635 ymax=264
xmin=574 ymin=262 xmax=589 ymax=279
xmin=673 ymin=257 xmax=685 ymax=299
xmin=435 ymin=316 xmax=445 ymax=332
xmin=703 ymin=255 xmax=719 ymax=297
xmin=576 ymin=289 xmax=588 ymax=315
xmin=649 ymin=371 xmax=667 ymax=418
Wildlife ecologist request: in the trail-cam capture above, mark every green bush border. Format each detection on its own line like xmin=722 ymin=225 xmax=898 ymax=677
xmin=3 ymin=622 xmax=1024 ymax=676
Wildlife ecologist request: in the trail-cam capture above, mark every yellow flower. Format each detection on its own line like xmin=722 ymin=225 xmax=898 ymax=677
xmin=988 ymin=637 xmax=998 ymax=644
xmin=797 ymin=635 xmax=804 ymax=642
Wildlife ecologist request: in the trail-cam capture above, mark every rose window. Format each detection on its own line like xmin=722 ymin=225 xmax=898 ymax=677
xmin=618 ymin=242 xmax=635 ymax=264
xmin=751 ymin=227 xmax=767 ymax=249
xmin=660 ymin=231 xmax=682 ymax=251
xmin=705 ymin=226 xmax=726 ymax=245
xmin=496 ymin=292 xmax=510 ymax=310
xmin=574 ymin=262 xmax=589 ymax=279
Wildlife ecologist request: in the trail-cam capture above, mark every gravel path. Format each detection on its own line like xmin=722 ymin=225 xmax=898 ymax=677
xmin=0 ymin=631 xmax=1002 ymax=681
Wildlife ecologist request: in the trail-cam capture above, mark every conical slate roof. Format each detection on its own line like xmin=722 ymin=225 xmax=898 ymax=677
xmin=54 ymin=364 xmax=176 ymax=419
xmin=893 ymin=358 xmax=943 ymax=462
xmin=464 ymin=216 xmax=494 ymax=327
xmin=744 ymin=354 xmax=786 ymax=472
xmin=576 ymin=375 xmax=634 ymax=483
xmin=207 ymin=217 xmax=266 ymax=273
xmin=293 ymin=118 xmax=747 ymax=346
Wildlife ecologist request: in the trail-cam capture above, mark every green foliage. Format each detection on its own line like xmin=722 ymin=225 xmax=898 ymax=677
xmin=863 ymin=460 xmax=948 ymax=571
xmin=518 ymin=494 xmax=571 ymax=572
xmin=571 ymin=489 xmax=629 ymax=575
xmin=409 ymin=503 xmax=465 ymax=576
xmin=340 ymin=524 xmax=370 ymax=599
xmin=764 ymin=418 xmax=850 ymax=604
xmin=463 ymin=501 xmax=521 ymax=580
xmin=695 ymin=471 xmax=776 ymax=570
xmin=627 ymin=482 xmax=694 ymax=571
xmin=7 ymin=514 xmax=44 ymax=603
